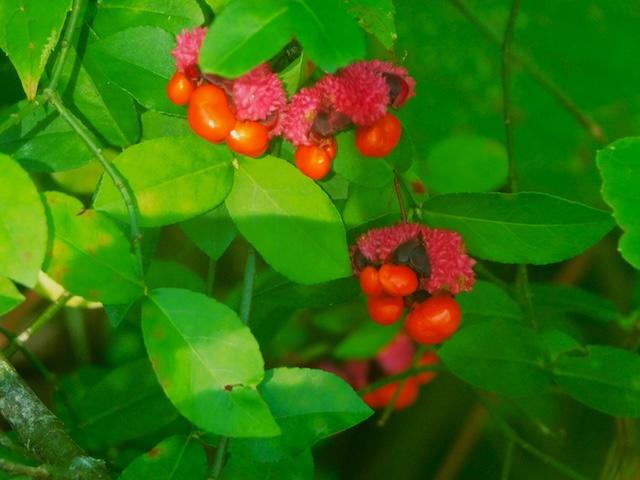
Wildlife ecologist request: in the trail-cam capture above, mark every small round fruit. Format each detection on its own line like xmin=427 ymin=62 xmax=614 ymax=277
xmin=355 ymin=113 xmax=402 ymax=158
xmin=415 ymin=351 xmax=439 ymax=384
xmin=167 ymin=71 xmax=194 ymax=105
xmin=226 ymin=120 xmax=270 ymax=157
xmin=295 ymin=145 xmax=332 ymax=180
xmin=359 ymin=266 xmax=383 ymax=297
xmin=378 ymin=264 xmax=419 ymax=297
xmin=367 ymin=295 xmax=404 ymax=325
xmin=405 ymin=295 xmax=461 ymax=344
xmin=366 ymin=379 xmax=419 ymax=410
xmin=188 ymin=85 xmax=235 ymax=143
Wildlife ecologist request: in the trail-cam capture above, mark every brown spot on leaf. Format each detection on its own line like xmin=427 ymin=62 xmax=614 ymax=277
xmin=411 ymin=181 xmax=427 ymax=195
xmin=147 ymin=447 xmax=162 ymax=458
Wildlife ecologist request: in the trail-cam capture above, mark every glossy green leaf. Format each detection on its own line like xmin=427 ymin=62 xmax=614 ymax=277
xmin=180 ymin=204 xmax=237 ymax=260
xmin=334 ymin=131 xmax=394 ymax=187
xmin=0 ymin=109 xmax=97 ymax=172
xmin=422 ymin=192 xmax=615 ymax=264
xmin=142 ymin=288 xmax=280 ymax=437
xmin=223 ymin=449 xmax=314 ymax=480
xmin=345 ymin=0 xmax=397 ymax=49
xmin=225 ymin=156 xmax=351 ymax=284
xmin=92 ymin=0 xmax=205 ymax=37
xmin=119 ymin=435 xmax=208 ymax=480
xmin=64 ymin=47 xmax=140 ymax=147
xmin=51 ymin=161 xmax=103 ymax=195
xmin=539 ymin=330 xmax=585 ymax=363
xmin=141 ymin=111 xmax=191 ymax=141
xmin=232 ymin=368 xmax=372 ymax=461
xmin=0 ymin=154 xmax=47 ymax=287
xmin=94 ymin=136 xmax=234 ymax=227
xmin=334 ymin=321 xmax=402 ymax=360
xmin=69 ymin=360 xmax=179 ymax=450
xmin=421 ymin=135 xmax=508 ymax=194
xmin=88 ymin=26 xmax=180 ymax=114
xmin=199 ymin=0 xmax=293 ymax=78
xmin=597 ymin=137 xmax=640 ymax=270
xmin=43 ymin=192 xmax=144 ymax=304
xmin=554 ymin=346 xmax=640 ymax=417
xmin=0 ymin=0 xmax=71 ymax=99
xmin=456 ymin=280 xmax=522 ymax=324
xmin=531 ymin=283 xmax=620 ymax=324
xmin=289 ymin=0 xmax=366 ymax=73
xmin=0 ymin=276 xmax=23 ymax=315
xmin=440 ymin=322 xmax=552 ymax=397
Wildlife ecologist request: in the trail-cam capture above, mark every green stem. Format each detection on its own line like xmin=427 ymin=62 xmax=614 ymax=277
xmin=5 ymin=291 xmax=72 ymax=359
xmin=393 ymin=173 xmax=408 ymax=223
xmin=501 ymin=439 xmax=515 ymax=480
xmin=448 ymin=0 xmax=606 ymax=145
xmin=209 ymin=247 xmax=257 ymax=479
xmin=48 ymin=0 xmax=83 ymax=93
xmin=0 ymin=327 xmax=53 ymax=381
xmin=359 ymin=363 xmax=442 ymax=396
xmin=0 ymin=97 xmax=45 ymax=136
xmin=0 ymin=459 xmax=50 ymax=479
xmin=517 ymin=264 xmax=537 ymax=329
xmin=45 ymin=89 xmax=145 ymax=276
xmin=474 ymin=262 xmax=512 ymax=292
xmin=480 ymin=397 xmax=589 ymax=480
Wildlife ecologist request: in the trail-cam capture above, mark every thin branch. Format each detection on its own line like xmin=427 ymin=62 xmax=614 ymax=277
xmin=48 ymin=0 xmax=83 ymax=93
xmin=0 ymin=327 xmax=53 ymax=382
xmin=501 ymin=0 xmax=521 ymax=193
xmin=0 ymin=459 xmax=50 ymax=479
xmin=5 ymin=291 xmax=72 ymax=359
xmin=359 ymin=363 xmax=442 ymax=396
xmin=449 ymin=0 xmax=607 ymax=145
xmin=480 ymin=396 xmax=589 ymax=480
xmin=0 ymin=96 xmax=45 ymax=136
xmin=209 ymin=246 xmax=257 ymax=479
xmin=516 ymin=264 xmax=537 ymax=329
xmin=393 ymin=174 xmax=408 ymax=223
xmin=501 ymin=439 xmax=515 ymax=480
xmin=0 ymin=355 xmax=110 ymax=479
xmin=45 ymin=89 xmax=145 ymax=276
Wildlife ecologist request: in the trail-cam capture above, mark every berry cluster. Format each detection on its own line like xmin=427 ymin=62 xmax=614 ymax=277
xmin=319 ymin=333 xmax=439 ymax=411
xmin=352 ymin=223 xmax=476 ymax=345
xmin=167 ymin=27 xmax=415 ymax=179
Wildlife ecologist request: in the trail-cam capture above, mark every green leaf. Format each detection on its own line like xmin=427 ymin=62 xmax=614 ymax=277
xmin=119 ymin=435 xmax=208 ymax=480
xmin=334 ymin=131 xmax=394 ymax=187
xmin=456 ymin=281 xmax=522 ymax=324
xmin=0 ymin=0 xmax=72 ymax=99
xmin=142 ymin=288 xmax=280 ymax=437
xmin=334 ymin=321 xmax=402 ymax=360
xmin=92 ymin=0 xmax=205 ymax=37
xmin=422 ymin=192 xmax=615 ymax=264
xmin=289 ymin=0 xmax=366 ymax=73
xmin=554 ymin=346 xmax=640 ymax=417
xmin=51 ymin=160 xmax=103 ymax=195
xmin=531 ymin=283 xmax=620 ymax=324
xmin=232 ymin=368 xmax=372 ymax=461
xmin=345 ymin=0 xmax=397 ymax=49
xmin=225 ymin=156 xmax=351 ymax=284
xmin=597 ymin=137 xmax=640 ymax=270
xmin=253 ymin=276 xmax=360 ymax=309
xmin=64 ymin=47 xmax=140 ymax=148
xmin=440 ymin=322 xmax=552 ymax=397
xmin=0 ymin=154 xmax=47 ymax=287
xmin=42 ymin=191 xmax=144 ymax=304
xmin=145 ymin=259 xmax=206 ymax=293
xmin=420 ymin=135 xmax=508 ymax=194
xmin=94 ymin=136 xmax=234 ymax=227
xmin=69 ymin=360 xmax=179 ymax=450
xmin=88 ymin=26 xmax=180 ymax=114
xmin=180 ymin=204 xmax=237 ymax=260
xmin=223 ymin=449 xmax=313 ymax=480
xmin=0 ymin=276 xmax=24 ymax=315
xmin=342 ymin=182 xmax=399 ymax=232
xmin=141 ymin=111 xmax=191 ymax=141
xmin=0 ymin=108 xmax=97 ymax=172
xmin=199 ymin=0 xmax=293 ymax=78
